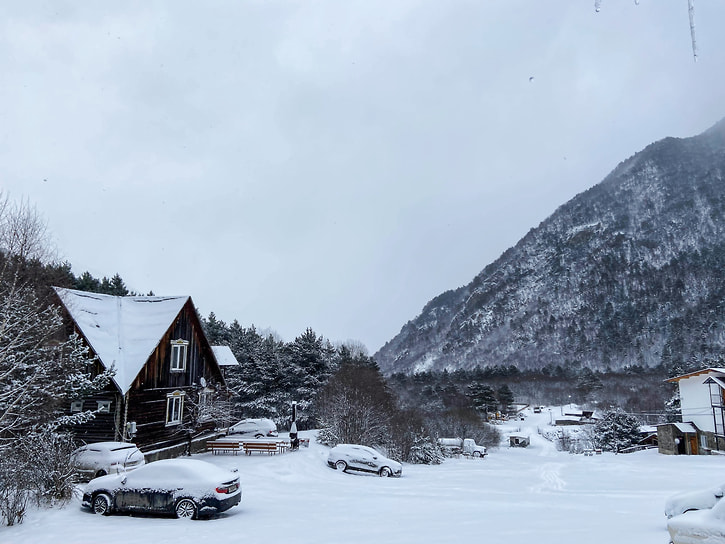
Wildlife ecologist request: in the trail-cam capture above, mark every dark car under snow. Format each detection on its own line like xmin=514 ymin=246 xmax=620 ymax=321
xmin=82 ymin=458 xmax=241 ymax=519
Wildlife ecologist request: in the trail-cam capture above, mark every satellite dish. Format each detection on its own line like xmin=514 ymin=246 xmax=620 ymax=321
xmin=200 ymin=377 xmax=207 ymax=387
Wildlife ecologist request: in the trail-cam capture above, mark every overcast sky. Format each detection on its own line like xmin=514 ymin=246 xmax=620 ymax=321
xmin=2 ymin=1 xmax=725 ymax=353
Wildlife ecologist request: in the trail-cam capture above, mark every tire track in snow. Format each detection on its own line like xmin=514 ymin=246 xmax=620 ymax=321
xmin=530 ymin=462 xmax=566 ymax=493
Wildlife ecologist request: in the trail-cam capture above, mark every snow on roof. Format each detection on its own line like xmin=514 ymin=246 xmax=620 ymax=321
xmin=666 ymin=368 xmax=725 ymax=383
xmin=54 ymin=287 xmax=189 ymax=394
xmin=704 ymin=375 xmax=725 ymax=390
xmin=212 ymin=345 xmax=239 ymax=367
xmin=674 ymin=422 xmax=698 ymax=433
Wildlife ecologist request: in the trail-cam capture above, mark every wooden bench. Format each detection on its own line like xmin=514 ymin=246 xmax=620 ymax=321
xmin=207 ymin=440 xmax=242 ymax=455
xmin=243 ymin=442 xmax=279 ymax=455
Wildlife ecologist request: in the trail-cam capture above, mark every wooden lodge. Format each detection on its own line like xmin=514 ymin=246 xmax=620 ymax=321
xmin=55 ymin=287 xmax=229 ymax=458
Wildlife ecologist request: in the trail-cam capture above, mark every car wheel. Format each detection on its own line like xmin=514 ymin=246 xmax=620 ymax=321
xmin=175 ymin=499 xmax=197 ymax=520
xmin=379 ymin=466 xmax=392 ymax=478
xmin=95 ymin=469 xmax=107 ymax=478
xmin=254 ymin=433 xmax=264 ymax=439
xmin=335 ymin=460 xmax=347 ymax=472
xmin=92 ymin=493 xmax=112 ymax=516
xmin=472 ymin=451 xmax=481 ymax=458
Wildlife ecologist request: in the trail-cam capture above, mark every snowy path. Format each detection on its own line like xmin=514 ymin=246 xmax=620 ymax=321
xmin=4 ymin=422 xmax=725 ymax=544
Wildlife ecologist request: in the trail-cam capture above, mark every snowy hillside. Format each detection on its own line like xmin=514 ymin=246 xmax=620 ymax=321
xmin=4 ymin=411 xmax=725 ymax=544
xmin=375 ymin=117 xmax=725 ymax=375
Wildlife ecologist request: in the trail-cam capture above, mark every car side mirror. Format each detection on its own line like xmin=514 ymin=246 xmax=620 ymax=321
xmin=716 ymin=491 xmax=724 ymax=498
xmin=121 ymin=476 xmax=127 ymax=486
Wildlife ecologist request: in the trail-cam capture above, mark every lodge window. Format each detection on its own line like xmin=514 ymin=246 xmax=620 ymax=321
xmin=170 ymin=340 xmax=189 ymax=372
xmin=70 ymin=400 xmax=83 ymax=413
xmin=166 ymin=391 xmax=185 ymax=426
xmin=97 ymin=400 xmax=111 ymax=413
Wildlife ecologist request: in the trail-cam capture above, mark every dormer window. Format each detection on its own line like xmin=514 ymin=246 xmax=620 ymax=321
xmin=171 ymin=339 xmax=189 ymax=372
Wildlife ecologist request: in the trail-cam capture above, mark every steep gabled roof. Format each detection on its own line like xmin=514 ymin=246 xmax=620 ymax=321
xmin=54 ymin=287 xmax=189 ymax=395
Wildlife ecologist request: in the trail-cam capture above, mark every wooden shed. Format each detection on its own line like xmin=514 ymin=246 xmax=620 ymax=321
xmin=509 ymin=434 xmax=530 ymax=447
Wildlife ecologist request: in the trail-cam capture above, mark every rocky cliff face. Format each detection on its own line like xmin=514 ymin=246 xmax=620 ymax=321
xmin=375 ymin=118 xmax=725 ymax=375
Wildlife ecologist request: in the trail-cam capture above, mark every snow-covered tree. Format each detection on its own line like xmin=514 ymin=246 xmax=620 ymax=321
xmin=466 ymin=382 xmax=497 ymax=415
xmin=407 ymin=431 xmax=444 ymax=465
xmin=0 ymin=279 xmax=113 ymax=447
xmin=664 ymin=390 xmax=681 ymax=423
xmin=0 ymin=263 xmax=113 ymax=525
xmin=589 ymin=408 xmax=642 ymax=452
xmin=497 ymin=384 xmax=515 ymax=414
xmin=0 ymin=193 xmax=53 ymax=263
xmin=315 ymin=359 xmax=396 ymax=447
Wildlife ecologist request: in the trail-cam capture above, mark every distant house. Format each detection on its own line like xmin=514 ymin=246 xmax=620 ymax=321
xmin=638 ymin=425 xmax=659 ymax=448
xmin=54 ymin=287 xmax=228 ymax=459
xmin=658 ymin=368 xmax=725 ymax=455
xmin=509 ymin=435 xmax=530 ymax=447
xmin=555 ymin=409 xmax=599 ymax=426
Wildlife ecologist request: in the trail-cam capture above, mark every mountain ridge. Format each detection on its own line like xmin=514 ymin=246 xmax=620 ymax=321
xmin=374 ymin=118 xmax=725 ymax=375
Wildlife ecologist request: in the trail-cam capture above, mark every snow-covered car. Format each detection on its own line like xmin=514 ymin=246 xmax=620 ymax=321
xmin=438 ymin=438 xmax=487 ymax=458
xmin=82 ymin=458 xmax=241 ymax=519
xmin=668 ymin=494 xmax=725 ymax=543
xmin=327 ymin=444 xmax=402 ymax=477
xmin=228 ymin=418 xmax=278 ymax=438
xmin=71 ymin=441 xmax=146 ymax=481
xmin=665 ymin=483 xmax=725 ymax=518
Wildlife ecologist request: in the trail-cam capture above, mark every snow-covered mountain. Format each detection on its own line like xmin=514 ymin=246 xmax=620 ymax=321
xmin=375 ymin=118 xmax=725 ymax=375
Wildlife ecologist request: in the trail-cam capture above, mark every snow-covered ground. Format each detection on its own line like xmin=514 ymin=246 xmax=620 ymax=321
xmin=5 ymin=408 xmax=724 ymax=544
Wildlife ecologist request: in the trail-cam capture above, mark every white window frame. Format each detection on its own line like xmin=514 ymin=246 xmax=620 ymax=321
xmin=166 ymin=391 xmax=185 ymax=426
xmin=70 ymin=400 xmax=83 ymax=413
xmin=170 ymin=339 xmax=189 ymax=372
xmin=97 ymin=400 xmax=111 ymax=413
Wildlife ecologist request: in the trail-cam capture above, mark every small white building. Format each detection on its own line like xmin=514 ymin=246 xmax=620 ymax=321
xmin=668 ymin=367 xmax=725 ymax=433
xmin=658 ymin=368 xmax=725 ymax=454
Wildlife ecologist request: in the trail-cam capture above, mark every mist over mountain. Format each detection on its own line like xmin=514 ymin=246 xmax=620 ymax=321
xmin=375 ymin=118 xmax=725 ymax=376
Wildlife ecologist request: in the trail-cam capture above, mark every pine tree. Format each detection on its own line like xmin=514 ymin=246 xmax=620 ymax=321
xmin=497 ymin=384 xmax=515 ymax=414
xmin=466 ymin=382 xmax=498 ymax=414
xmin=408 ymin=432 xmax=444 ymax=465
xmin=74 ymin=271 xmax=100 ymax=292
xmin=590 ymin=408 xmax=642 ymax=452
